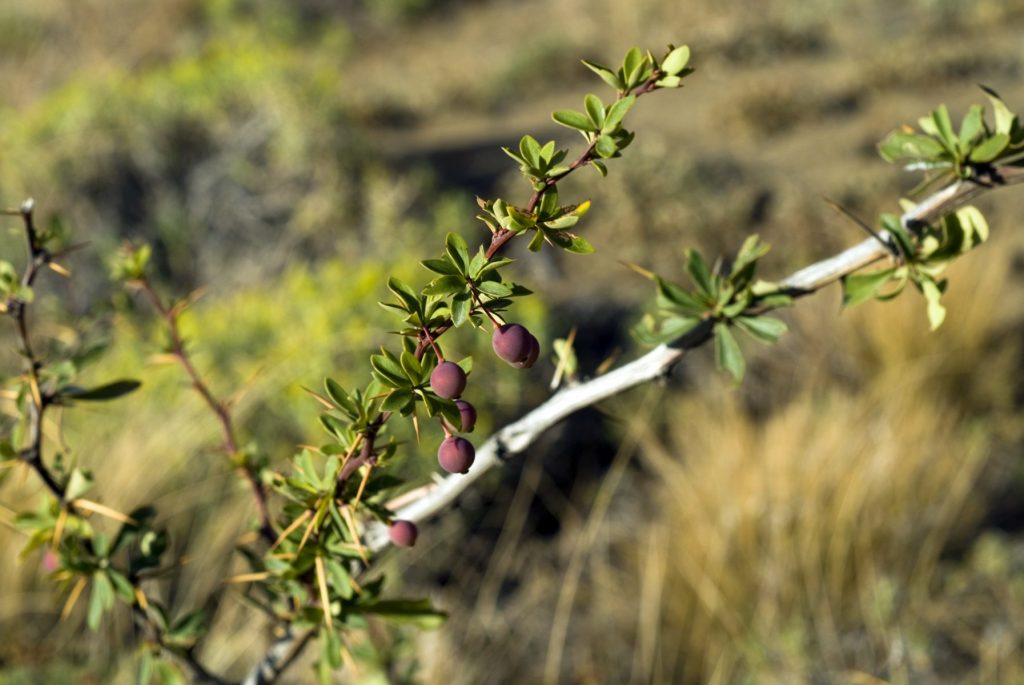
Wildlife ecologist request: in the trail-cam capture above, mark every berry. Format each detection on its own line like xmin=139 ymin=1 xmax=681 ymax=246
xmin=389 ymin=520 xmax=418 ymax=547
xmin=438 ymin=436 xmax=475 ymax=474
xmin=512 ymin=334 xmax=540 ymax=369
xmin=455 ymin=399 xmax=477 ymax=432
xmin=492 ymin=323 xmax=532 ymax=364
xmin=430 ymin=361 xmax=467 ymax=399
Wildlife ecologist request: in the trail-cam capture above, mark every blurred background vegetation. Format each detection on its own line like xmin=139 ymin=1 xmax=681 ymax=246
xmin=2 ymin=0 xmax=1024 ymax=683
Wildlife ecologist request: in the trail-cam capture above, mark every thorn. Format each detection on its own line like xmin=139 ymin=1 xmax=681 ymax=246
xmin=620 ymin=260 xmax=655 ymax=279
xmin=824 ymin=197 xmax=900 ymax=259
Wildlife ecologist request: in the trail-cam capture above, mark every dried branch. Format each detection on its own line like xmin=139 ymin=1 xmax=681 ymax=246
xmin=363 ymin=167 xmax=1024 ymax=553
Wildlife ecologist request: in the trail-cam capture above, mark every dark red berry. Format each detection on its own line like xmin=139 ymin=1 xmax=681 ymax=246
xmin=492 ymin=323 xmax=532 ymax=364
xmin=438 ymin=436 xmax=475 ymax=474
xmin=430 ymin=361 xmax=467 ymax=399
xmin=512 ymin=334 xmax=540 ymax=369
xmin=389 ymin=520 xmax=418 ymax=547
xmin=455 ymin=399 xmax=477 ymax=432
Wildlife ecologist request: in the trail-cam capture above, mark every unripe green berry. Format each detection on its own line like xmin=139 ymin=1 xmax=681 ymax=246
xmin=438 ymin=436 xmax=475 ymax=474
xmin=430 ymin=361 xmax=467 ymax=399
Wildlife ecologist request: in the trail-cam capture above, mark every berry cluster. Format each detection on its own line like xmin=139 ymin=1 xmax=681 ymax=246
xmin=425 ymin=321 xmax=538 ymax=476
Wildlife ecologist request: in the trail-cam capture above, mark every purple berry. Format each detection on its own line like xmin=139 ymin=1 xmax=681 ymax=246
xmin=512 ymin=334 xmax=540 ymax=369
xmin=430 ymin=361 xmax=467 ymax=399
xmin=438 ymin=436 xmax=475 ymax=474
xmin=455 ymin=399 xmax=477 ymax=432
xmin=389 ymin=520 xmax=418 ymax=547
xmin=492 ymin=323 xmax=532 ymax=364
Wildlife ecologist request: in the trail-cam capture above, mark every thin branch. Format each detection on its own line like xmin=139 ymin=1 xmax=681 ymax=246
xmin=6 ymin=202 xmax=228 ymax=682
xmin=6 ymin=199 xmax=65 ymax=502
xmin=134 ymin=278 xmax=276 ymax=543
xmin=362 ymin=168 xmax=1024 ymax=553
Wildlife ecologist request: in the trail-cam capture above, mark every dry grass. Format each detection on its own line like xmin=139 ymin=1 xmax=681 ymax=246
xmin=404 ymin=230 xmax=1024 ymax=684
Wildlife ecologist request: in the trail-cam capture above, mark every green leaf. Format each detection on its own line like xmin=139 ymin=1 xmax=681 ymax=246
xmin=537 ymin=188 xmax=559 ymax=219
xmin=369 ymin=355 xmax=407 ymax=388
xmin=685 ymin=250 xmax=715 ymax=298
xmin=842 ymin=268 xmax=898 ymax=307
xmin=320 ymin=625 xmax=342 ymax=669
xmin=714 ymin=323 xmax=745 ymax=383
xmin=590 ymin=160 xmax=608 ymax=177
xmin=87 ymin=572 xmax=114 ymax=631
xmin=139 ymin=651 xmax=153 ymax=685
xmin=445 ymin=233 xmax=470 ymax=273
xmin=544 ymin=230 xmax=595 ymax=254
xmin=544 ymin=214 xmax=580 ymax=230
xmin=602 ymin=95 xmax=635 ymax=132
xmin=519 ymin=134 xmax=542 ymax=168
xmin=61 ymin=380 xmax=141 ymax=402
xmin=955 ymin=205 xmax=989 ymax=249
xmin=661 ymin=45 xmax=690 ymax=75
xmin=451 ymin=292 xmax=471 ymax=327
xmin=987 ymin=90 xmax=1016 ymax=136
xmin=506 ymin=206 xmax=537 ymax=231
xmin=153 ymin=660 xmax=186 ymax=685
xmin=317 ymin=411 xmax=350 ymax=438
xmin=931 ymin=104 xmax=958 ymax=153
xmin=476 ymin=281 xmax=513 ymax=297
xmin=552 ymin=109 xmax=596 ymax=132
xmin=527 ymin=229 xmax=545 ymax=252
xmin=734 ymin=316 xmax=788 ymax=344
xmin=107 ymin=570 xmax=135 ymax=603
xmin=584 ymin=94 xmax=605 ymax=128
xmin=655 ymin=276 xmax=706 ymax=314
xmin=399 ymin=350 xmax=423 ymax=380
xmin=581 ymin=59 xmax=624 ymax=90
xmin=878 ymin=132 xmax=947 ymax=163
xmin=969 ymin=132 xmax=1009 ymax=163
xmin=959 ymin=104 xmax=984 ymax=146
xmin=594 ymin=135 xmax=617 ymax=158
xmin=918 ymin=276 xmax=947 ymax=330
xmin=387 ymin=277 xmax=420 ymax=313
xmin=65 ymin=468 xmax=94 ymax=501
xmin=622 ymin=47 xmax=644 ymax=86
xmin=730 ymin=234 xmax=770 ymax=282
xmin=349 ymin=599 xmax=447 ymax=629
xmin=437 ymin=397 xmax=462 ymax=428
xmin=166 ymin=610 xmax=208 ymax=647
xmin=324 ymin=379 xmax=358 ymax=418
xmin=468 ymin=248 xmax=488 ymax=277
xmin=421 ymin=257 xmax=460 ymax=276
xmin=324 ymin=557 xmax=354 ymax=600
xmin=423 ymin=275 xmax=466 ymax=297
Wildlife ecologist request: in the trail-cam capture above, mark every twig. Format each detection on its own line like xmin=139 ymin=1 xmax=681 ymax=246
xmin=134 ymin=278 xmax=276 ymax=543
xmin=5 ymin=201 xmax=228 ymax=683
xmin=7 ymin=199 xmax=65 ymax=501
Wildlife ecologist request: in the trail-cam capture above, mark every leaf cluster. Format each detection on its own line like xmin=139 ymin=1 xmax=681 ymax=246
xmin=842 ymin=206 xmax=989 ymax=330
xmin=879 ymin=91 xmax=1024 ymax=194
xmin=635 ymin=235 xmax=791 ymax=382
